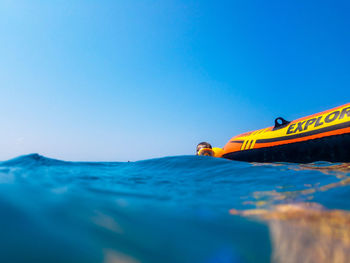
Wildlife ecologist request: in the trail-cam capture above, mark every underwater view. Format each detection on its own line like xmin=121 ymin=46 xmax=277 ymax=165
xmin=1 ymin=154 xmax=350 ymax=263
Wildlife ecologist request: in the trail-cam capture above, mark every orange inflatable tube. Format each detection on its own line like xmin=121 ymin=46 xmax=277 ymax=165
xmin=222 ymin=103 xmax=350 ymax=163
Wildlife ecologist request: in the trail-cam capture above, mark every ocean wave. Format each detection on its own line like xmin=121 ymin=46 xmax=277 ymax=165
xmin=0 ymin=154 xmax=349 ymax=262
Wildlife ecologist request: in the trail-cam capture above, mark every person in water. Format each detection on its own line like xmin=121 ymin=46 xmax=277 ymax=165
xmin=196 ymin=142 xmax=223 ymax=157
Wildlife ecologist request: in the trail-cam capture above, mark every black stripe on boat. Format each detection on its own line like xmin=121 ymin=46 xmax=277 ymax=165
xmin=223 ymin=133 xmax=350 ymax=163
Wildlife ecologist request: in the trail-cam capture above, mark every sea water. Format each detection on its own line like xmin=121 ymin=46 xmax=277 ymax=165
xmin=0 ymin=154 xmax=349 ymax=263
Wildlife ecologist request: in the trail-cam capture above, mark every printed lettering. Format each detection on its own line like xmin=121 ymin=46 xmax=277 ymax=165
xmin=339 ymin=107 xmax=350 ymax=120
xmin=314 ymin=116 xmax=324 ymax=127
xmin=286 ymin=123 xmax=296 ymax=134
xmin=284 ymin=107 xmax=348 ymax=135
xmin=325 ymin=111 xmax=340 ymax=123
xmin=294 ymin=121 xmax=306 ymax=133
xmin=304 ymin=118 xmax=316 ymax=130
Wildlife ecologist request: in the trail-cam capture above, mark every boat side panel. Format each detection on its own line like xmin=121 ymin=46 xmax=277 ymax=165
xmin=223 ymin=133 xmax=350 ymax=163
xmin=223 ymin=103 xmax=350 ymax=155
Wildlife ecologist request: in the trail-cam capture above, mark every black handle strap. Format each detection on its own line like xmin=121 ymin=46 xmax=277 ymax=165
xmin=273 ymin=117 xmax=290 ymax=130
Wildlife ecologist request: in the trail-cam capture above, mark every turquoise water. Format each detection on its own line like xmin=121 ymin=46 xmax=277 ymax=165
xmin=0 ymin=154 xmax=349 ymax=263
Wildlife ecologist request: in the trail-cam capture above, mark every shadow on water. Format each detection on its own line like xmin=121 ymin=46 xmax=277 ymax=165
xmin=0 ymin=154 xmax=349 ymax=262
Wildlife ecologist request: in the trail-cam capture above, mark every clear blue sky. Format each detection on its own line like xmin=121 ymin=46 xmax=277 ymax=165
xmin=1 ymin=0 xmax=349 ymax=161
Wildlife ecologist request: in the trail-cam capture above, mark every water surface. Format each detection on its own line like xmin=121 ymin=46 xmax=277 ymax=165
xmin=0 ymin=154 xmax=349 ymax=263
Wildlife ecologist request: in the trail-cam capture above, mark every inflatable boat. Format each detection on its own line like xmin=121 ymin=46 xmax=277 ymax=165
xmin=222 ymin=103 xmax=350 ymax=163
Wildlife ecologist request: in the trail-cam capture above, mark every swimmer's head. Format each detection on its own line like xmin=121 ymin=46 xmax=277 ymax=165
xmin=196 ymin=142 xmax=212 ymax=155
